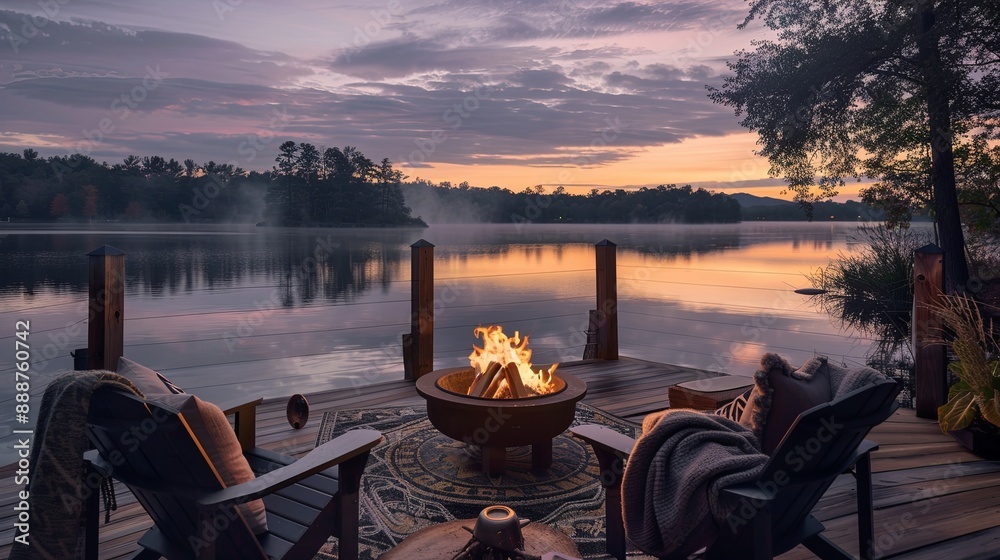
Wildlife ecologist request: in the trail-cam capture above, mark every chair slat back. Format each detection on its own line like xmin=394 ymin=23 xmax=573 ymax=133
xmin=760 ymin=379 xmax=900 ymax=537
xmin=87 ymin=389 xmax=267 ymax=559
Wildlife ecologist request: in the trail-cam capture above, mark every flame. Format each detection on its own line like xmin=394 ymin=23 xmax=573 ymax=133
xmin=468 ymin=325 xmax=559 ymax=396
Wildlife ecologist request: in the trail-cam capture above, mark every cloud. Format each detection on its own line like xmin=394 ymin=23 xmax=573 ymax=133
xmin=0 ymin=10 xmax=309 ymax=86
xmin=406 ymin=0 xmax=746 ymax=40
xmin=0 ymin=3 xmax=751 ymax=177
xmin=331 ymin=37 xmax=556 ymax=80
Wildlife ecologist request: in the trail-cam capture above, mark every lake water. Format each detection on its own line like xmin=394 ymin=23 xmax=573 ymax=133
xmin=0 ymin=221 xmax=910 ymax=462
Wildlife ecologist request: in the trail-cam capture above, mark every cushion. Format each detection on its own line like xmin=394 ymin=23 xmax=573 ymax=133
xmin=739 ymin=354 xmax=834 ymax=454
xmin=117 ymin=357 xmax=185 ymax=397
xmin=714 ymin=387 xmax=753 ymax=422
xmin=153 ymin=393 xmax=268 ymax=534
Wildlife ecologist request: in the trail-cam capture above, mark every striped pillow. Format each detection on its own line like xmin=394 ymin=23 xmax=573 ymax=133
xmin=714 ymin=387 xmax=752 ymax=422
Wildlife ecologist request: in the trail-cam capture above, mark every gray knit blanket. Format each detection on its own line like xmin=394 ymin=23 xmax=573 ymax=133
xmin=9 ymin=371 xmax=142 ymax=560
xmin=622 ymin=356 xmax=888 ymax=558
xmin=622 ymin=410 xmax=767 ymax=558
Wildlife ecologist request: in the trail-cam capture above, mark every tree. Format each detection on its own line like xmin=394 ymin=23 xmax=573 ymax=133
xmin=22 ymin=148 xmax=37 ymax=162
xmin=82 ymin=184 xmax=99 ymax=220
xmin=275 ymin=141 xmax=298 ymax=224
xmin=124 ymin=200 xmax=143 ymax=221
xmin=709 ymin=0 xmax=1000 ymax=291
xmin=50 ymin=193 xmax=69 ymax=218
xmin=296 ymin=143 xmax=321 ymax=220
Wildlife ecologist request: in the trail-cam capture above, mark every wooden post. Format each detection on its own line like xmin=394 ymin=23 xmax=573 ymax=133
xmin=408 ymin=240 xmax=434 ymax=379
xmin=87 ymin=245 xmax=125 ymax=371
xmin=913 ymin=243 xmax=947 ymax=419
xmin=595 ymin=239 xmax=619 ymax=360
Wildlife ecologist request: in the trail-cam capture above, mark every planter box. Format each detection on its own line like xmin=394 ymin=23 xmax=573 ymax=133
xmin=949 ymin=419 xmax=1000 ymax=460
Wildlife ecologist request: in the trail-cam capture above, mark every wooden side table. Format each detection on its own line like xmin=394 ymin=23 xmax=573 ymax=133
xmin=668 ymin=375 xmax=753 ymax=411
xmin=380 ymin=518 xmax=581 ymax=560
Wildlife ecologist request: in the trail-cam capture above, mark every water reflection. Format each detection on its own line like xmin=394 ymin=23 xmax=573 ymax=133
xmin=1 ymin=223 xmax=858 ymax=302
xmin=2 ymin=222 xmax=908 ymax=464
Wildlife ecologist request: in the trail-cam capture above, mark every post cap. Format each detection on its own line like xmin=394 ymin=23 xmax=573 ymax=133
xmin=411 ymin=239 xmax=435 ymax=248
xmin=914 ymin=243 xmax=943 ymax=254
xmin=87 ymin=245 xmax=126 ymax=256
xmin=595 ymin=239 xmax=616 ymax=247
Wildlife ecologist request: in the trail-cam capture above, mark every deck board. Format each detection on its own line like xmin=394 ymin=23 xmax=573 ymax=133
xmin=1 ymin=356 xmax=998 ymax=559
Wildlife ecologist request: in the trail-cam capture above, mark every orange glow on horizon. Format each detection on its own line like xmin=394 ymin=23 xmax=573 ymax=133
xmin=403 ymin=133 xmax=868 ymax=202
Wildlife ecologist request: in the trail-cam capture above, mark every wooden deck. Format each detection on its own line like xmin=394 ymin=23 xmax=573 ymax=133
xmin=1 ymin=357 xmax=998 ymax=559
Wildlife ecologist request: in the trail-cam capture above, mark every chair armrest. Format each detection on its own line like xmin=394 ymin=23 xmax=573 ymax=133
xmin=197 ymin=429 xmax=382 ymax=508
xmin=84 ymin=449 xmax=114 ymax=477
xmin=218 ymin=396 xmax=263 ymax=415
xmin=217 ymin=396 xmax=263 ymax=451
xmin=570 ymin=424 xmax=635 ymax=458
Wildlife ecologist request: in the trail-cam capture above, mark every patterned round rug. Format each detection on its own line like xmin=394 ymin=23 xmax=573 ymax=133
xmin=314 ymin=403 xmax=640 ymax=559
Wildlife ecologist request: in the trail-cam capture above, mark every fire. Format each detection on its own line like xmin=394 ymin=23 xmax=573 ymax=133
xmin=467 ymin=325 xmax=559 ymax=398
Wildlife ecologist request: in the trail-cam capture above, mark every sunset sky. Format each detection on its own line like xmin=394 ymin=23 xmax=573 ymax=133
xmin=0 ymin=0 xmax=864 ymax=200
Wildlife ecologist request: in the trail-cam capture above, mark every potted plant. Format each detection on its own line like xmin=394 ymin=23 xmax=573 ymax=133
xmin=931 ymin=292 xmax=1000 ymax=459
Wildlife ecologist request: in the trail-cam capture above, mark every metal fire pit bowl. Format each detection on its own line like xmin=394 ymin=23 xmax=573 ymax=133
xmin=416 ymin=367 xmax=587 ymax=476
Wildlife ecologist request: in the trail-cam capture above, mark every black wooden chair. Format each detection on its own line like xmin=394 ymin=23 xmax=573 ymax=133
xmin=83 ymin=389 xmax=382 ymax=560
xmin=572 ymin=378 xmax=900 ymax=560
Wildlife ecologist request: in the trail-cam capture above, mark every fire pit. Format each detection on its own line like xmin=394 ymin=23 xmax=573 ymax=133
xmin=416 ymin=326 xmax=587 ymax=476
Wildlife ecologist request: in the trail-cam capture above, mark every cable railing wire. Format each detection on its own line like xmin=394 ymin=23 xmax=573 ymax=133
xmin=617 ymin=264 xmax=805 ymax=277
xmin=619 ymin=325 xmax=869 ymax=361
xmin=622 ymin=340 xmax=867 ymax=371
xmin=618 ymin=308 xmax=877 ymax=341
xmin=623 ymin=277 xmax=798 ymax=292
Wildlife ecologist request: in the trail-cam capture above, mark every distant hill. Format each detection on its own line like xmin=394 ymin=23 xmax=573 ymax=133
xmin=729 ymin=193 xmax=794 ymax=207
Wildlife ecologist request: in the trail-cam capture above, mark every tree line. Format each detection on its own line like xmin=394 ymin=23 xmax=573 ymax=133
xmin=401 ymin=181 xmax=742 ymax=224
xmin=0 ymin=146 xmax=745 ymax=225
xmin=0 ymin=144 xmax=421 ymax=226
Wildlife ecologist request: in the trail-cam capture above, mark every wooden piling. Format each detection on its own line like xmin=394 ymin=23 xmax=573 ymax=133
xmin=595 ymin=240 xmax=619 ymax=360
xmin=87 ymin=245 xmax=125 ymax=371
xmin=408 ymin=240 xmax=435 ymax=379
xmin=913 ymin=243 xmax=947 ymax=419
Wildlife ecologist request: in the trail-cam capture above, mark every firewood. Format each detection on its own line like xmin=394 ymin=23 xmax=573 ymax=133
xmin=482 ymin=368 xmax=506 ymax=398
xmin=504 ymin=363 xmax=526 ymax=399
xmin=495 ymin=383 xmax=512 ymax=399
xmin=469 ymin=362 xmax=501 ymax=396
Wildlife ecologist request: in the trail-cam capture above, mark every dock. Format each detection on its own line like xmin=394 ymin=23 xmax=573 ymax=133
xmin=1 ymin=357 xmax=998 ymax=559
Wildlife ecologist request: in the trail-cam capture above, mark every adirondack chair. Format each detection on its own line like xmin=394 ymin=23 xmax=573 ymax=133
xmin=82 ymin=389 xmax=382 ymax=560
xmin=572 ymin=378 xmax=900 ymax=560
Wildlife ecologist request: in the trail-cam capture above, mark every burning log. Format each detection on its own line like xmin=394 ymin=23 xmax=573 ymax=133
xmin=503 ymin=362 xmax=527 ymax=399
xmin=469 ymin=362 xmax=502 ymax=396
xmin=482 ymin=370 xmax=506 ymax=399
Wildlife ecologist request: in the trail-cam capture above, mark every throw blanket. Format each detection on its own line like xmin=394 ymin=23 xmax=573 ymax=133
xmin=622 ymin=411 xmax=767 ymax=558
xmin=623 ymin=358 xmax=889 ymax=558
xmin=10 ymin=371 xmax=142 ymax=560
